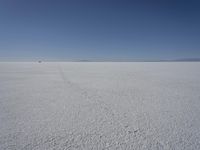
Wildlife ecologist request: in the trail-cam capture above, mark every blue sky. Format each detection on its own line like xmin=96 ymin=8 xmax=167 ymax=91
xmin=0 ymin=0 xmax=200 ymax=61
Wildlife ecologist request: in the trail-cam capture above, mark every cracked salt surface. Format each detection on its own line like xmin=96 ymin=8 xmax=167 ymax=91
xmin=0 ymin=62 xmax=200 ymax=150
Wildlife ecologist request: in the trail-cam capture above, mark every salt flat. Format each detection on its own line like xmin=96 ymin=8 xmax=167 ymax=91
xmin=0 ymin=62 xmax=200 ymax=150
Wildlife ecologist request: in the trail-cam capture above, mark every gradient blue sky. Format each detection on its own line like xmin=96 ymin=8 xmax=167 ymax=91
xmin=0 ymin=0 xmax=200 ymax=60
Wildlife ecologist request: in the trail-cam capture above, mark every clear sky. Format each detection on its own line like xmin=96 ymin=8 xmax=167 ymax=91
xmin=0 ymin=0 xmax=200 ymax=61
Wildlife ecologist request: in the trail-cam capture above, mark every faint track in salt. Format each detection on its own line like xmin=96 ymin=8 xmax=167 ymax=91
xmin=58 ymin=64 xmax=131 ymax=129
xmin=54 ymin=65 xmax=146 ymax=149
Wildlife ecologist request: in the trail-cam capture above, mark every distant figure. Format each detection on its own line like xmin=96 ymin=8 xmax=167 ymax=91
xmin=38 ymin=61 xmax=42 ymax=63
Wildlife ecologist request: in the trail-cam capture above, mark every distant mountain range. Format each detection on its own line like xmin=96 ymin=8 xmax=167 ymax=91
xmin=77 ymin=58 xmax=200 ymax=62
xmin=170 ymin=58 xmax=200 ymax=62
